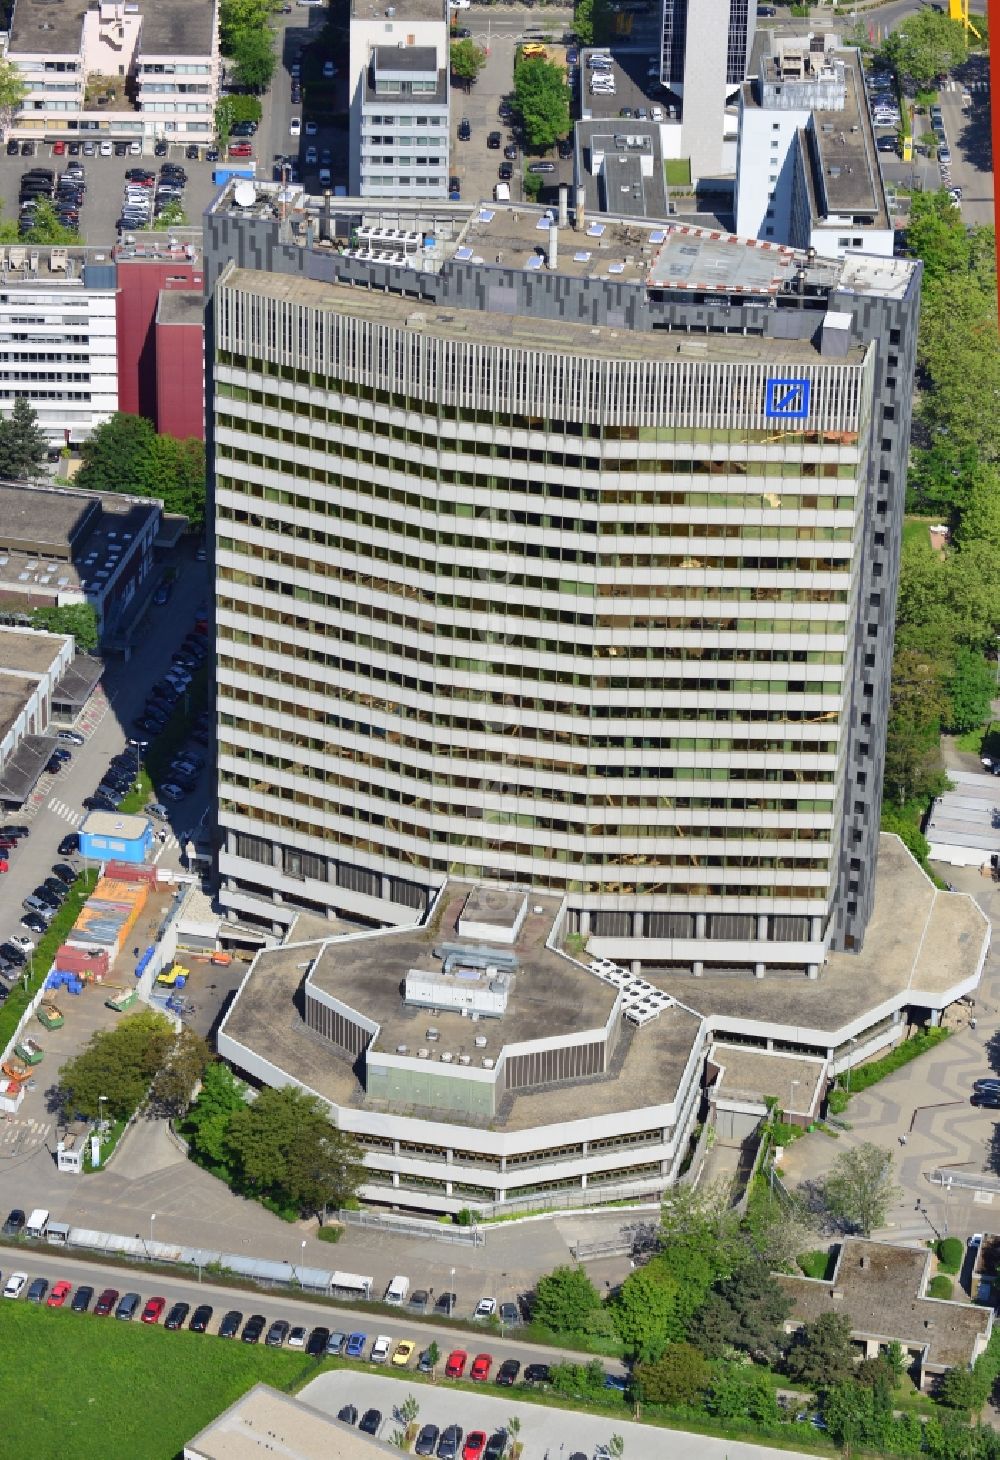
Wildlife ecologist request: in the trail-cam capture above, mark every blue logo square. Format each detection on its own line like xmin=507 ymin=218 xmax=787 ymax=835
xmin=764 ymin=378 xmax=811 ymax=419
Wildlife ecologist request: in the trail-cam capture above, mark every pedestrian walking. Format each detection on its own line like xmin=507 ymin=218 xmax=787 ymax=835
xmin=971 ymin=1017 xmax=978 ymax=1031
xmin=899 ymin=1133 xmax=907 ymax=1147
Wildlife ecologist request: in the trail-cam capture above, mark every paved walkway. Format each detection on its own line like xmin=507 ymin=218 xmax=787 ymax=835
xmin=780 ymin=859 xmax=1000 ymax=1251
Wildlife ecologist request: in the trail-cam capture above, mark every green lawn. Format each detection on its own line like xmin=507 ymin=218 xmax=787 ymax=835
xmin=0 ymin=1302 xmax=315 ymax=1458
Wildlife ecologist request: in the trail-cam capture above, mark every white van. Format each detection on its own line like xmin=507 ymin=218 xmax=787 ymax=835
xmin=25 ymin=1208 xmax=49 ymax=1239
xmin=494 ymin=182 xmax=510 ymax=202
xmin=385 ymin=1274 xmax=409 ymax=1305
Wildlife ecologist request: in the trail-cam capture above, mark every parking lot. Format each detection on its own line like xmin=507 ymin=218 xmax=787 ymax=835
xmin=0 ymin=141 xmax=220 ymax=245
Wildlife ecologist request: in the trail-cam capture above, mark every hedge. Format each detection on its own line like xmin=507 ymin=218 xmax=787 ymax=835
xmin=928 ymin=1275 xmax=953 ymax=1299
xmin=937 ymin=1237 xmax=965 ymax=1275
xmin=838 ymin=1027 xmax=950 ymax=1098
xmin=0 ymin=867 xmax=99 ymax=1051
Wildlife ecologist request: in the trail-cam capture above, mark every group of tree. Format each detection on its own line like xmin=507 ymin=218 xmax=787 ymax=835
xmin=220 ymin=0 xmax=277 ymax=92
xmin=881 ymin=192 xmax=1000 ymax=832
xmin=215 ymin=93 xmax=263 ymax=147
xmin=29 ymin=603 xmax=99 ymax=652
xmin=880 ymin=11 xmax=969 ymax=91
xmin=513 ymin=54 xmax=570 ymax=150
xmin=59 ymin=1010 xmax=209 ymax=1122
xmin=0 ymin=57 xmax=27 ymax=138
xmin=0 ymin=197 xmax=79 ymax=247
xmin=182 ymin=1063 xmax=365 ymax=1218
xmin=74 ymin=412 xmax=206 ymax=529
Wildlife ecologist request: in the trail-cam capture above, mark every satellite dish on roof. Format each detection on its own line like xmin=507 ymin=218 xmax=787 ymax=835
xmin=233 ymin=181 xmax=256 ymax=208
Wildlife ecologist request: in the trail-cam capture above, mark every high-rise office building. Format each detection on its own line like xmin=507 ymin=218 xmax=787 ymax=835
xmin=205 ymin=188 xmax=920 ymax=982
xmin=658 ymin=0 xmax=758 ymax=180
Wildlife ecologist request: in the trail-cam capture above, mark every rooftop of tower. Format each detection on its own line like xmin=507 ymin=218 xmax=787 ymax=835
xmin=207 ymin=187 xmax=918 ymax=303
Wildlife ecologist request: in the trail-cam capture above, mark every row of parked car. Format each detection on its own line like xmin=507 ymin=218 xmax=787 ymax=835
xmin=18 ymin=163 xmax=85 ymax=236
xmin=131 ymin=624 xmax=210 ymax=806
xmin=117 ymin=162 xmax=189 ymax=234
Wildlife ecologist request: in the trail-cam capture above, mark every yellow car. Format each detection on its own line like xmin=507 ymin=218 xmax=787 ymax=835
xmin=391 ymin=1339 xmax=416 ymax=1367
xmin=156 ymin=963 xmax=190 ymax=987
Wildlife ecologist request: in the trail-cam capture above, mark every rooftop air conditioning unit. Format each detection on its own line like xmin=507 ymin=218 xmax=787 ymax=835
xmin=440 ymin=1051 xmax=454 ymax=1063
xmin=474 ymin=1035 xmax=487 ymax=1048
xmin=482 ymin=1057 xmax=495 ymax=1068
xmin=396 ymin=1044 xmax=408 ymax=1054
xmin=458 ymin=1054 xmax=472 ymax=1065
xmin=417 ymin=1048 xmax=429 ymax=1058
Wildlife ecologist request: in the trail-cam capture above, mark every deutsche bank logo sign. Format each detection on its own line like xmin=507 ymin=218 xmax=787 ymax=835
xmin=764 ymin=378 xmax=811 ymax=420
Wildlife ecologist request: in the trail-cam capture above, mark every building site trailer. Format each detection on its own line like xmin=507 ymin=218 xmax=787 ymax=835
xmin=330 ymin=1270 xmax=374 ymax=1300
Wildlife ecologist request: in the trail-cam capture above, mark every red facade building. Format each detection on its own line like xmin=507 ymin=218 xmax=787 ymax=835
xmin=114 ymin=239 xmax=204 ymax=440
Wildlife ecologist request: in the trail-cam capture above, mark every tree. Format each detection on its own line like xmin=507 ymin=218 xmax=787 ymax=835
xmin=19 ymin=198 xmax=79 ymax=245
xmin=945 ymin=648 xmax=994 ymax=734
xmin=230 ymin=27 xmax=277 ymax=91
xmin=687 ymin=1261 xmax=791 ymax=1364
xmin=822 ymin=1143 xmax=901 ymax=1237
xmin=224 ymin=1084 xmax=365 ymax=1216
xmin=906 ymin=190 xmax=975 ymax=288
xmin=0 ymin=398 xmax=48 ymax=480
xmin=181 ymin=1060 xmax=249 ymax=1168
xmin=959 ymin=465 xmax=1000 ymax=550
xmin=75 ymin=413 xmax=207 ymax=528
xmin=706 ymin=1364 xmax=782 ymax=1424
xmin=425 ymin=1340 xmax=440 ymax=1377
xmin=0 ymin=57 xmax=26 ymax=137
xmin=611 ymin=1263 xmax=683 ymax=1363
xmin=29 ymin=603 xmax=99 ymax=651
xmin=513 ymin=57 xmax=570 ymax=149
xmin=882 ymin=646 xmax=949 ymax=807
xmin=656 ymin=1182 xmax=747 ymax=1329
xmin=58 ymin=1010 xmax=174 ymax=1120
xmin=882 ymin=12 xmax=968 ymax=89
xmin=450 ymin=39 xmax=486 ymax=85
xmin=149 ymin=1029 xmax=212 ymax=1116
xmin=151 ymin=200 xmax=190 ymax=230
xmin=532 ymin=1265 xmax=603 ymax=1334
xmin=783 ymin=1312 xmax=857 ymax=1389
xmin=634 ymin=1342 xmax=711 ymax=1408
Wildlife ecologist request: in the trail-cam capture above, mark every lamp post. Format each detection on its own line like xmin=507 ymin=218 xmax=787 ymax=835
xmin=789 ymin=1078 xmax=800 ymax=1118
xmin=150 ymin=1212 xmax=156 ymax=1247
xmin=98 ymin=1094 xmax=107 ymax=1134
xmin=449 ymin=1267 xmax=456 ymax=1316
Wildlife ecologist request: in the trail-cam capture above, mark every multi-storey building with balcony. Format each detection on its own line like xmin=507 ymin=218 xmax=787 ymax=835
xmin=6 ymin=0 xmax=218 ymax=148
xmin=348 ymin=0 xmax=449 ymax=198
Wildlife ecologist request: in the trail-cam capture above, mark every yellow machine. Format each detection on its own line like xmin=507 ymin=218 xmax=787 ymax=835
xmin=948 ymin=0 xmax=982 ymax=37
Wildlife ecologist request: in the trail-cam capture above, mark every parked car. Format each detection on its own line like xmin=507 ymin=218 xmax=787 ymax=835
xmin=346 ymin=1331 xmax=368 ymax=1358
xmin=496 ymin=1358 xmax=520 ymax=1386
xmin=470 ymin=1353 xmax=492 ymax=1381
xmin=141 ymin=1296 xmax=166 ymax=1323
xmin=265 ymin=1319 xmax=290 ymax=1347
xmin=94 ymin=1287 xmax=119 ymax=1316
xmin=483 ymin=1434 xmax=508 ymax=1460
xmin=71 ymin=1285 xmax=94 ymax=1312
xmin=26 ymin=1277 xmax=49 ymax=1303
xmin=338 ymin=1405 xmax=358 ymax=1425
xmin=190 ymin=1304 xmax=213 ymax=1331
xmin=416 ymin=1425 xmax=440 ymax=1456
xmin=56 ymin=730 xmax=85 ymax=746
xmin=446 ymin=1348 xmax=468 ymax=1378
xmin=359 ymin=1410 xmax=382 ymax=1436
xmin=524 ymin=1363 xmax=552 ymax=1384
xmin=438 ymin=1426 xmax=463 ymax=1460
xmin=371 ymin=1334 xmax=392 ymax=1363
xmin=326 ymin=1330 xmax=347 ymax=1355
xmin=241 ymin=1313 xmax=267 ymax=1343
xmin=165 ymin=1301 xmax=191 ymax=1329
xmin=474 ymin=1297 xmax=496 ymax=1318
xmin=115 ymin=1292 xmax=141 ymax=1320
xmin=3 ymin=1272 xmax=28 ymax=1298
xmin=287 ymin=1325 xmax=307 ymax=1348
xmin=435 ymin=1291 xmax=457 ymax=1316
xmin=392 ymin=1338 xmax=416 ymax=1366
xmin=58 ymin=833 xmax=79 ymax=856
xmin=2 ymin=1209 xmax=25 ymax=1235
xmin=218 ymin=1309 xmax=243 ymax=1338
xmin=462 ymin=1434 xmax=487 ymax=1460
xmin=21 ymin=914 xmax=49 ymax=935
xmin=306 ymin=1326 xmax=331 ymax=1355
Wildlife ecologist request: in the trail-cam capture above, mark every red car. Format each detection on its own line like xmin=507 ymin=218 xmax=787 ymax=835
xmin=445 ymin=1348 xmax=468 ymax=1379
xmin=462 ymin=1434 xmax=487 ymax=1460
xmin=470 ymin=1352 xmax=492 ymax=1382
xmin=94 ymin=1287 xmax=119 ymax=1315
xmin=141 ymin=1295 xmax=166 ymax=1324
xmin=53 ymin=140 xmax=65 ymax=154
xmin=46 ymin=1280 xmax=72 ymax=1308
xmin=229 ymin=142 xmax=253 ymax=158
xmin=0 ymin=859 xmax=8 ymax=873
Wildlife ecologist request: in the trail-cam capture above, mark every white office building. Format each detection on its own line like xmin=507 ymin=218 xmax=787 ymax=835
xmin=658 ymin=0 xmax=758 ymax=181
xmin=0 ymin=246 xmax=118 ymax=447
xmin=736 ymin=35 xmax=894 ymax=258
xmin=348 ymin=0 xmax=449 ymax=198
